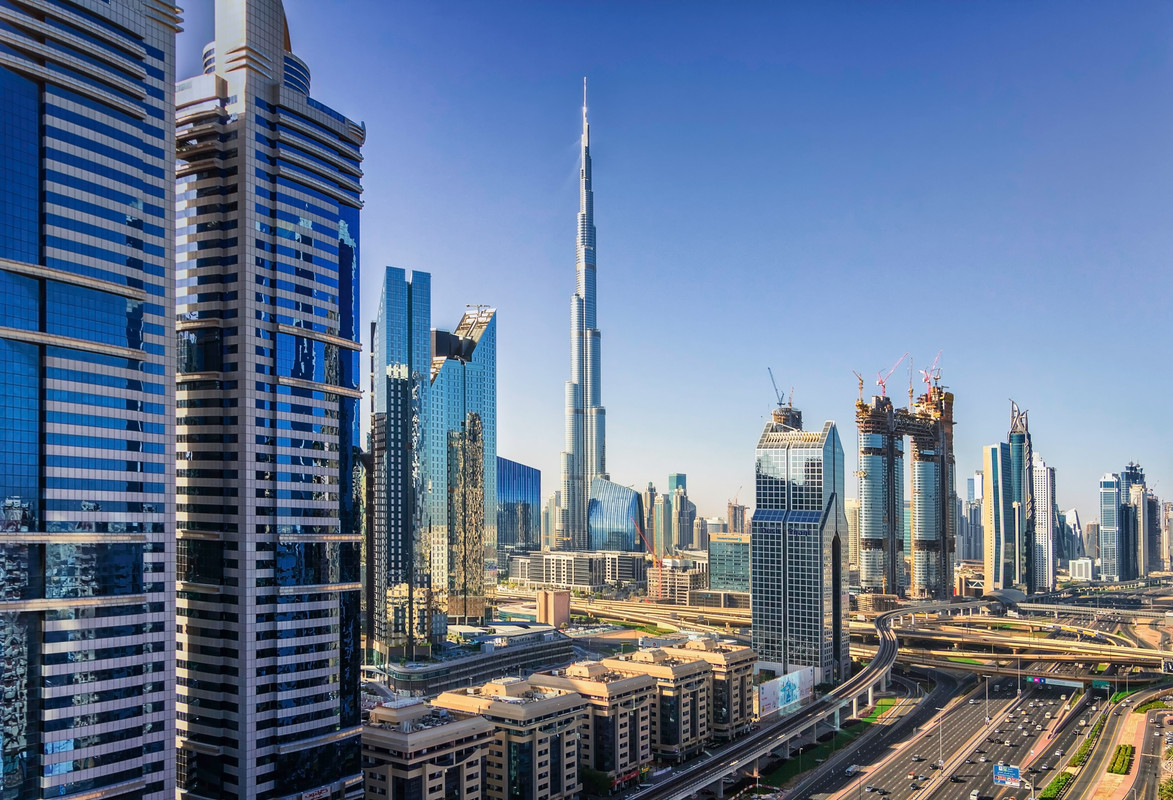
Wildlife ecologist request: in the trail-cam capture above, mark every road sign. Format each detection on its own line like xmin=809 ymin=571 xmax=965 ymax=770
xmin=993 ymin=764 xmax=1021 ymax=788
xmin=1093 ymin=680 xmax=1111 ymax=689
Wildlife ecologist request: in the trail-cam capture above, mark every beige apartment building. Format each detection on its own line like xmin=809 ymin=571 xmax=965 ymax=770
xmin=602 ymin=649 xmax=712 ymax=762
xmin=659 ymin=638 xmax=756 ymax=739
xmin=531 ymin=662 xmax=656 ymax=790
xmin=361 ymin=698 xmax=495 ymax=799
xmin=433 ymin=677 xmax=585 ymax=800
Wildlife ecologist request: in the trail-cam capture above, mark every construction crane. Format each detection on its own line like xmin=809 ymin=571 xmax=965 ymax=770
xmin=768 ymin=367 xmax=785 ymax=409
xmin=633 ymin=516 xmax=664 ymax=601
xmin=729 ymin=485 xmax=743 ymax=506
xmin=876 ymin=352 xmax=908 ymax=398
xmin=852 ymin=370 xmax=865 ymax=403
xmin=919 ymin=349 xmax=943 ymax=392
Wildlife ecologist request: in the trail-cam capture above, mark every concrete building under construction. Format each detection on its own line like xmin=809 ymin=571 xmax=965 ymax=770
xmin=856 ymin=373 xmax=957 ymax=600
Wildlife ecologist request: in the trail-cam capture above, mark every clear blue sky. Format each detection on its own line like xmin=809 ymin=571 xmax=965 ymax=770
xmin=178 ymin=1 xmax=1173 ymax=524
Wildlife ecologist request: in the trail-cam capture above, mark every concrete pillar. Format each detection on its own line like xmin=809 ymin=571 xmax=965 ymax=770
xmin=868 ymin=685 xmax=875 ymax=707
xmin=715 ymin=777 xmax=726 ymax=799
xmin=881 ymin=673 xmax=889 ymax=692
xmin=833 ymin=707 xmax=841 ymax=730
xmin=853 ymin=696 xmax=860 ymax=717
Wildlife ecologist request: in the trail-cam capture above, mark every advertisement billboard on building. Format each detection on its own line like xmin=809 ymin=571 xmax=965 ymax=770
xmin=756 ymin=666 xmax=815 ymax=718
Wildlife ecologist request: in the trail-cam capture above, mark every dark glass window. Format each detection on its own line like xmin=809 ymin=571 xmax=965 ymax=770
xmin=0 ymin=65 xmax=39 ymax=263
xmin=178 ymin=327 xmax=223 ymax=373
xmin=0 ymin=338 xmax=39 ymax=528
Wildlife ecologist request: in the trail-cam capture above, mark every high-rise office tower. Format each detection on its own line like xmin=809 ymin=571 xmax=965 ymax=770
xmin=1083 ymin=521 xmax=1100 ymax=563
xmin=174 ymin=1 xmax=365 ymax=796
xmin=427 ymin=307 xmax=497 ymax=626
xmin=1098 ymin=474 xmax=1123 ymax=581
xmin=751 ymin=403 xmax=849 ymax=684
xmin=1031 ymin=454 xmax=1056 ymax=592
xmin=668 ymin=474 xmax=696 ymax=551
xmin=642 ymin=482 xmax=658 ymax=549
xmin=844 ymin=498 xmax=860 ymax=567
xmin=370 ymin=268 xmax=433 ymax=659
xmin=983 ymin=443 xmax=1017 ymax=590
xmin=499 ymin=457 xmax=541 ymax=559
xmin=557 ymin=83 xmax=606 ymax=550
xmin=1163 ymin=503 xmax=1173 ymax=572
xmin=652 ymin=494 xmax=671 ymax=561
xmin=962 ymin=471 xmax=984 ymax=562
xmin=1060 ymin=508 xmax=1084 ymax=565
xmin=0 ymin=3 xmax=180 ymax=797
xmin=709 ymin=532 xmax=751 ymax=593
xmin=1008 ymin=402 xmax=1037 ymax=592
xmin=856 ymin=380 xmax=956 ymax=599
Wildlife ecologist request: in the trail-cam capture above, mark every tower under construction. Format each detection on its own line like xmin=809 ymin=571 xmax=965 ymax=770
xmin=856 ymin=370 xmax=957 ymax=599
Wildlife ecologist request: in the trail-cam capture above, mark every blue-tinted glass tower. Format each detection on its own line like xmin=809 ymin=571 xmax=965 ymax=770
xmin=174 ymin=1 xmax=364 ymax=797
xmin=426 ymin=309 xmax=497 ymax=626
xmin=1008 ymin=402 xmax=1036 ymax=591
xmin=587 ymin=478 xmax=644 ymax=552
xmin=751 ymin=405 xmax=849 ymax=684
xmin=983 ymin=443 xmax=1016 ymax=589
xmin=499 ymin=457 xmax=541 ymax=559
xmin=370 ymin=268 xmax=432 ymax=661
xmin=1099 ymin=473 xmax=1123 ymax=581
xmin=0 ymin=2 xmax=180 ymax=798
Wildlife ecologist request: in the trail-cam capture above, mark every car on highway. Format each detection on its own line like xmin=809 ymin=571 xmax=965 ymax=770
xmin=979 ymin=756 xmax=989 ymax=762
xmin=998 ymin=760 xmax=1005 ymax=767
xmin=950 ymin=776 xmax=963 ymax=783
xmin=965 ymin=759 xmax=974 ymax=764
xmin=917 ymin=775 xmax=928 ymax=781
xmin=1054 ymin=749 xmax=1064 ymax=757
xmin=1036 ymin=725 xmax=1043 ymax=731
xmin=912 ymin=755 xmax=924 ymax=762
xmin=909 ymin=783 xmax=920 ymax=791
xmin=865 ymin=786 xmax=877 ymax=792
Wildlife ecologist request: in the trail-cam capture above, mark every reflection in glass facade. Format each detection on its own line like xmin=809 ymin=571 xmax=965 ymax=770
xmin=982 ymin=443 xmax=1015 ymax=590
xmin=1008 ymin=402 xmax=1035 ymax=591
xmin=587 ymin=478 xmax=645 ymax=552
xmin=750 ymin=408 xmax=849 ymax=685
xmin=370 ymin=268 xmax=434 ymax=660
xmin=0 ymin=2 xmax=180 ymax=797
xmin=1099 ymin=473 xmax=1122 ymax=582
xmin=499 ymin=457 xmax=541 ymax=559
xmin=426 ymin=309 xmax=497 ymax=626
xmin=175 ymin=1 xmax=364 ymax=797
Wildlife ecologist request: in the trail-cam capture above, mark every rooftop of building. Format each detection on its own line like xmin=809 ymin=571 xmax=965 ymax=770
xmin=438 ymin=676 xmax=581 ymax=708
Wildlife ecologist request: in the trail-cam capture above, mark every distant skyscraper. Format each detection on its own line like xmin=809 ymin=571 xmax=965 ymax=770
xmin=1083 ymin=520 xmax=1100 ymax=563
xmin=751 ymin=403 xmax=849 ymax=684
xmin=1061 ymin=508 xmax=1084 ymax=565
xmin=669 ymin=475 xmax=697 ymax=550
xmin=1099 ymin=474 xmax=1124 ymax=581
xmin=844 ymin=498 xmax=860 ymax=567
xmin=175 ymin=1 xmax=366 ymax=796
xmin=498 ymin=457 xmax=541 ymax=559
xmin=855 ymin=380 xmax=956 ymax=599
xmin=728 ymin=500 xmax=747 ymax=534
xmin=652 ymin=493 xmax=671 ymax=561
xmin=1008 ymin=402 xmax=1037 ymax=592
xmin=1163 ymin=503 xmax=1173 ymax=572
xmin=0 ymin=3 xmax=180 ymax=796
xmin=1031 ymin=454 xmax=1057 ymax=592
xmin=587 ymin=478 xmax=645 ymax=551
xmin=557 ymin=83 xmax=606 ymax=550
xmin=983 ymin=443 xmax=1017 ymax=590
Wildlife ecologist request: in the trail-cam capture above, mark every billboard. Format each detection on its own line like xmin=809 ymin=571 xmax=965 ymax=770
xmin=756 ymin=667 xmax=815 ymax=718
xmin=993 ymin=764 xmax=1021 ymax=788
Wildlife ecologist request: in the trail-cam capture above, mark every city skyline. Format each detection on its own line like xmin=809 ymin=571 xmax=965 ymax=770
xmin=176 ymin=2 xmax=1171 ymax=525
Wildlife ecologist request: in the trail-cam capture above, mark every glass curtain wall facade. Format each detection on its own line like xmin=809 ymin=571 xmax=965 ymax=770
xmin=498 ymin=457 xmax=540 ymax=560
xmin=1008 ymin=402 xmax=1036 ymax=592
xmin=856 ymin=397 xmax=905 ymax=594
xmin=1031 ymin=455 xmax=1056 ymax=592
xmin=750 ymin=411 xmax=849 ymax=685
xmin=586 ymin=478 xmax=643 ymax=552
xmin=708 ymin=533 xmax=751 ymax=593
xmin=174 ymin=1 xmax=365 ymax=797
xmin=370 ymin=268 xmax=433 ymax=661
xmin=426 ymin=308 xmax=497 ymax=626
xmin=983 ymin=444 xmax=1016 ymax=590
xmin=1099 ymin=474 xmax=1123 ymax=581
xmin=0 ymin=2 xmax=180 ymax=798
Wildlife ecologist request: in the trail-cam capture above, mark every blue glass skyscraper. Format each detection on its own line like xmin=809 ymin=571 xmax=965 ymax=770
xmin=370 ymin=268 xmax=432 ymax=660
xmin=174 ymin=1 xmax=364 ymax=797
xmin=983 ymin=443 xmax=1016 ymax=589
xmin=499 ymin=457 xmax=541 ymax=559
xmin=0 ymin=2 xmax=180 ymax=797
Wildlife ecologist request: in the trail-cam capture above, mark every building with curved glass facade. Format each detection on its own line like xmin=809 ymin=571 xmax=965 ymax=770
xmin=587 ymin=478 xmax=645 ymax=552
xmin=175 ymin=1 xmax=364 ymax=796
xmin=0 ymin=2 xmax=181 ymax=797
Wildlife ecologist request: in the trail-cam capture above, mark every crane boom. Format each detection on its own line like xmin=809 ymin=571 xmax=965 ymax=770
xmin=876 ymin=352 xmax=908 ymax=398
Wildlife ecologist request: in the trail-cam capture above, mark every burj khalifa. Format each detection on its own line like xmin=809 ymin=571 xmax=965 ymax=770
xmin=558 ymin=81 xmax=607 ymax=550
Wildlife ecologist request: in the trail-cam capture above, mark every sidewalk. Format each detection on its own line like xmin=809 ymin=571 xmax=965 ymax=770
xmin=1087 ymin=711 xmax=1150 ymax=800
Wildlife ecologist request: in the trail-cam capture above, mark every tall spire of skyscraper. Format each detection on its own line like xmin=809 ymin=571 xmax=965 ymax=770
xmin=558 ymin=80 xmax=606 ymax=550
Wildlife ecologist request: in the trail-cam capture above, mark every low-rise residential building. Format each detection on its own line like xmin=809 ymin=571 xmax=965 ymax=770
xmin=531 ymin=662 xmax=656 ymax=790
xmin=603 ymin=649 xmax=712 ymax=762
xmin=434 ymin=677 xmax=585 ymax=800
xmin=648 ymin=558 xmax=708 ymax=605
xmin=659 ymin=638 xmax=756 ymax=740
xmin=362 ymin=697 xmax=495 ymax=799
xmin=537 ymin=589 xmax=572 ymax=626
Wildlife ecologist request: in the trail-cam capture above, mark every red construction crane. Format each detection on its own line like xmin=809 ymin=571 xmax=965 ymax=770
xmin=633 ymin=516 xmax=664 ymax=601
xmin=919 ymin=349 xmax=943 ymax=392
xmin=876 ymin=352 xmax=908 ymax=398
